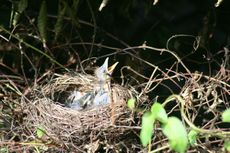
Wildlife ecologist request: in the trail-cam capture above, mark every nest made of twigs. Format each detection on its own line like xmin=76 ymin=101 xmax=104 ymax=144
xmin=21 ymin=73 xmax=145 ymax=151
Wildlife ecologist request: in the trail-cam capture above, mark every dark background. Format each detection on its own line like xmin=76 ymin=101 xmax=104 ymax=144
xmin=0 ymin=0 xmax=229 ymax=97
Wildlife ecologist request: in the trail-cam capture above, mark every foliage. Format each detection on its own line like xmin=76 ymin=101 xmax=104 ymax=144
xmin=222 ymin=108 xmax=230 ymax=123
xmin=36 ymin=126 xmax=45 ymax=139
xmin=224 ymin=141 xmax=230 ymax=152
xmin=140 ymin=94 xmax=230 ymax=153
xmin=54 ymin=1 xmax=67 ymax=40
xmin=140 ymin=101 xmax=188 ymax=153
xmin=140 ymin=111 xmax=155 ymax=147
xmin=37 ymin=0 xmax=47 ymax=44
xmin=222 ymin=108 xmax=230 ymax=151
xmin=127 ymin=98 xmax=135 ymax=110
xmin=162 ymin=117 xmax=188 ymax=153
xmin=188 ymin=130 xmax=198 ymax=146
xmin=10 ymin=0 xmax=28 ymax=28
xmin=150 ymin=102 xmax=168 ymax=124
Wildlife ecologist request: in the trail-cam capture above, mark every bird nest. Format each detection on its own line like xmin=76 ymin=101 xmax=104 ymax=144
xmin=21 ymin=73 xmax=145 ymax=152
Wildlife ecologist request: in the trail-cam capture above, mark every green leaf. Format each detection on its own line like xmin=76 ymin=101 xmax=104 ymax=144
xmin=18 ymin=0 xmax=28 ymax=13
xmin=140 ymin=111 xmax=155 ymax=147
xmin=11 ymin=0 xmax=28 ymax=27
xmin=224 ymin=140 xmax=230 ymax=152
xmin=12 ymin=14 xmax=20 ymax=28
xmin=188 ymin=130 xmax=198 ymax=146
xmin=72 ymin=0 xmax=80 ymax=16
xmin=162 ymin=117 xmax=188 ymax=153
xmin=151 ymin=102 xmax=168 ymax=124
xmin=36 ymin=127 xmax=45 ymax=138
xmin=9 ymin=2 xmax=16 ymax=28
xmin=222 ymin=108 xmax=230 ymax=122
xmin=66 ymin=2 xmax=80 ymax=27
xmin=38 ymin=0 xmax=47 ymax=44
xmin=54 ymin=1 xmax=67 ymax=40
xmin=127 ymin=98 xmax=135 ymax=110
xmin=0 ymin=147 xmax=8 ymax=153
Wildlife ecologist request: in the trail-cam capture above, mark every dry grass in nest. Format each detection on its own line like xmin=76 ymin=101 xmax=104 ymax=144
xmin=21 ymin=73 xmax=145 ymax=152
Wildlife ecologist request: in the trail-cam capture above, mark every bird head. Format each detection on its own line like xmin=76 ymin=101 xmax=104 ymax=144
xmin=95 ymin=57 xmax=118 ymax=83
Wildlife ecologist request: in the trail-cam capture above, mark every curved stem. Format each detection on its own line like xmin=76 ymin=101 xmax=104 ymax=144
xmin=163 ymin=94 xmax=230 ymax=138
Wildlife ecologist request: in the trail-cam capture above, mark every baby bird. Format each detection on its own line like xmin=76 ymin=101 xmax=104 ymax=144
xmin=68 ymin=57 xmax=118 ymax=110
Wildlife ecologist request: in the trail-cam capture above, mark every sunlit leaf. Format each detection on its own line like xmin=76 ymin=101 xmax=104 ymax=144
xmin=36 ymin=127 xmax=45 ymax=138
xmin=140 ymin=111 xmax=155 ymax=147
xmin=188 ymin=130 xmax=198 ymax=146
xmin=224 ymin=140 xmax=230 ymax=152
xmin=162 ymin=117 xmax=188 ymax=153
xmin=151 ymin=102 xmax=168 ymax=124
xmin=0 ymin=147 xmax=8 ymax=152
xmin=38 ymin=0 xmax=47 ymax=44
xmin=222 ymin=108 xmax=230 ymax=122
xmin=127 ymin=98 xmax=135 ymax=110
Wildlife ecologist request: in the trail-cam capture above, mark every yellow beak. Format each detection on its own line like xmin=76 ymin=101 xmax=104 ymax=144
xmin=108 ymin=62 xmax=119 ymax=75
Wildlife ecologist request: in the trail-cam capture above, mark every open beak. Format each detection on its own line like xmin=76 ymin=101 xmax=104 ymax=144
xmin=108 ymin=62 xmax=119 ymax=75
